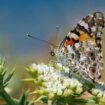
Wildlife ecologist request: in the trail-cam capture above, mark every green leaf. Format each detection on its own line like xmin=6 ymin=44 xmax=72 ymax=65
xmin=18 ymin=90 xmax=29 ymax=105
xmin=39 ymin=95 xmax=48 ymax=104
xmin=23 ymin=78 xmax=35 ymax=83
xmin=26 ymin=67 xmax=38 ymax=78
xmin=3 ymin=69 xmax=15 ymax=87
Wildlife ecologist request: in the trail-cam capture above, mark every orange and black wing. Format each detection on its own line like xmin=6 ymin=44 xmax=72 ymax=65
xmin=59 ymin=12 xmax=105 ymax=52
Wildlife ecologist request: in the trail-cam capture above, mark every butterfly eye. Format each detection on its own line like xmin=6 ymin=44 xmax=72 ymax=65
xmin=50 ymin=51 xmax=55 ymax=56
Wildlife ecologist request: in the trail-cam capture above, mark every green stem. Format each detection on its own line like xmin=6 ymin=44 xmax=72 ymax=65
xmin=48 ymin=100 xmax=52 ymax=105
xmin=0 ymin=88 xmax=18 ymax=105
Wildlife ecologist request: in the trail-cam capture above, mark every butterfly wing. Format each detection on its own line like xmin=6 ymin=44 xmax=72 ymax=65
xmin=78 ymin=12 xmax=105 ymax=51
xmin=58 ymin=12 xmax=105 ymax=81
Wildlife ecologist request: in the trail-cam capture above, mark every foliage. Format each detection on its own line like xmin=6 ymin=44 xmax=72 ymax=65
xmin=0 ymin=58 xmax=34 ymax=105
xmin=0 ymin=57 xmax=105 ymax=105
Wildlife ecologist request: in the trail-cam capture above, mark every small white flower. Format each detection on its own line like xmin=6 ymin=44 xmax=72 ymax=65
xmin=91 ymin=89 xmax=99 ymax=95
xmin=97 ymin=91 xmax=103 ymax=98
xmin=70 ymin=78 xmax=82 ymax=90
xmin=64 ymin=89 xmax=73 ymax=96
xmin=38 ymin=75 xmax=44 ymax=80
xmin=57 ymin=63 xmax=63 ymax=68
xmin=76 ymin=87 xmax=83 ymax=94
xmin=31 ymin=63 xmax=37 ymax=69
xmin=57 ymin=89 xmax=63 ymax=96
xmin=43 ymin=64 xmax=49 ymax=71
xmin=63 ymin=66 xmax=69 ymax=73
xmin=48 ymin=93 xmax=55 ymax=100
xmin=70 ymin=82 xmax=76 ymax=89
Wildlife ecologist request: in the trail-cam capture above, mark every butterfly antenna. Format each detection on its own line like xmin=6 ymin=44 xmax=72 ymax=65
xmin=27 ymin=34 xmax=58 ymax=47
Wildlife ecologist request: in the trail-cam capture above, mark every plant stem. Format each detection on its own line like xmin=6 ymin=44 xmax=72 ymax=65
xmin=0 ymin=88 xmax=18 ymax=105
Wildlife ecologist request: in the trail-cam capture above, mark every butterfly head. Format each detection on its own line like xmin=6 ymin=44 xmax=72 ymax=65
xmin=50 ymin=45 xmax=58 ymax=56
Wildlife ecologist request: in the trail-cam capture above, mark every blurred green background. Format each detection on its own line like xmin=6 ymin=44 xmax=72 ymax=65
xmin=0 ymin=0 xmax=105 ymax=100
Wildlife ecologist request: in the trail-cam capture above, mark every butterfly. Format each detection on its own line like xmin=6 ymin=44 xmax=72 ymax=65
xmin=53 ymin=12 xmax=105 ymax=82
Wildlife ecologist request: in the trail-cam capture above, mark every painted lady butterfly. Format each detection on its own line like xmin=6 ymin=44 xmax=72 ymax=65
xmin=52 ymin=12 xmax=105 ymax=82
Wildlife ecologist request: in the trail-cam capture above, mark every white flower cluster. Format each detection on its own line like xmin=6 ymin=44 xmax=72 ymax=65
xmin=28 ymin=63 xmax=105 ymax=105
xmin=92 ymin=88 xmax=105 ymax=99
xmin=91 ymin=82 xmax=105 ymax=102
xmin=30 ymin=63 xmax=83 ymax=99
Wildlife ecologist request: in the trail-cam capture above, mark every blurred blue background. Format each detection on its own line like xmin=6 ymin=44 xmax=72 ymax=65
xmin=0 ymin=0 xmax=105 ymax=59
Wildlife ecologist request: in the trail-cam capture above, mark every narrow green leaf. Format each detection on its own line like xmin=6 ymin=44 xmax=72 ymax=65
xmin=3 ymin=69 xmax=15 ymax=86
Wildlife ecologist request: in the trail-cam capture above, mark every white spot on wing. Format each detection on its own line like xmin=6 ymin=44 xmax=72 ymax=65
xmin=74 ymin=43 xmax=80 ymax=49
xmin=67 ymin=32 xmax=71 ymax=37
xmin=71 ymin=33 xmax=79 ymax=39
xmin=67 ymin=45 xmax=74 ymax=53
xmin=79 ymin=55 xmax=87 ymax=61
xmin=79 ymin=20 xmax=89 ymax=31
xmin=91 ymin=26 xmax=97 ymax=32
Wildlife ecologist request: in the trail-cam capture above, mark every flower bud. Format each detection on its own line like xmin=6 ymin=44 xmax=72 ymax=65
xmin=64 ymin=89 xmax=73 ymax=96
xmin=48 ymin=93 xmax=55 ymax=100
xmin=76 ymin=87 xmax=83 ymax=94
xmin=91 ymin=89 xmax=99 ymax=95
xmin=57 ymin=90 xmax=63 ymax=96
